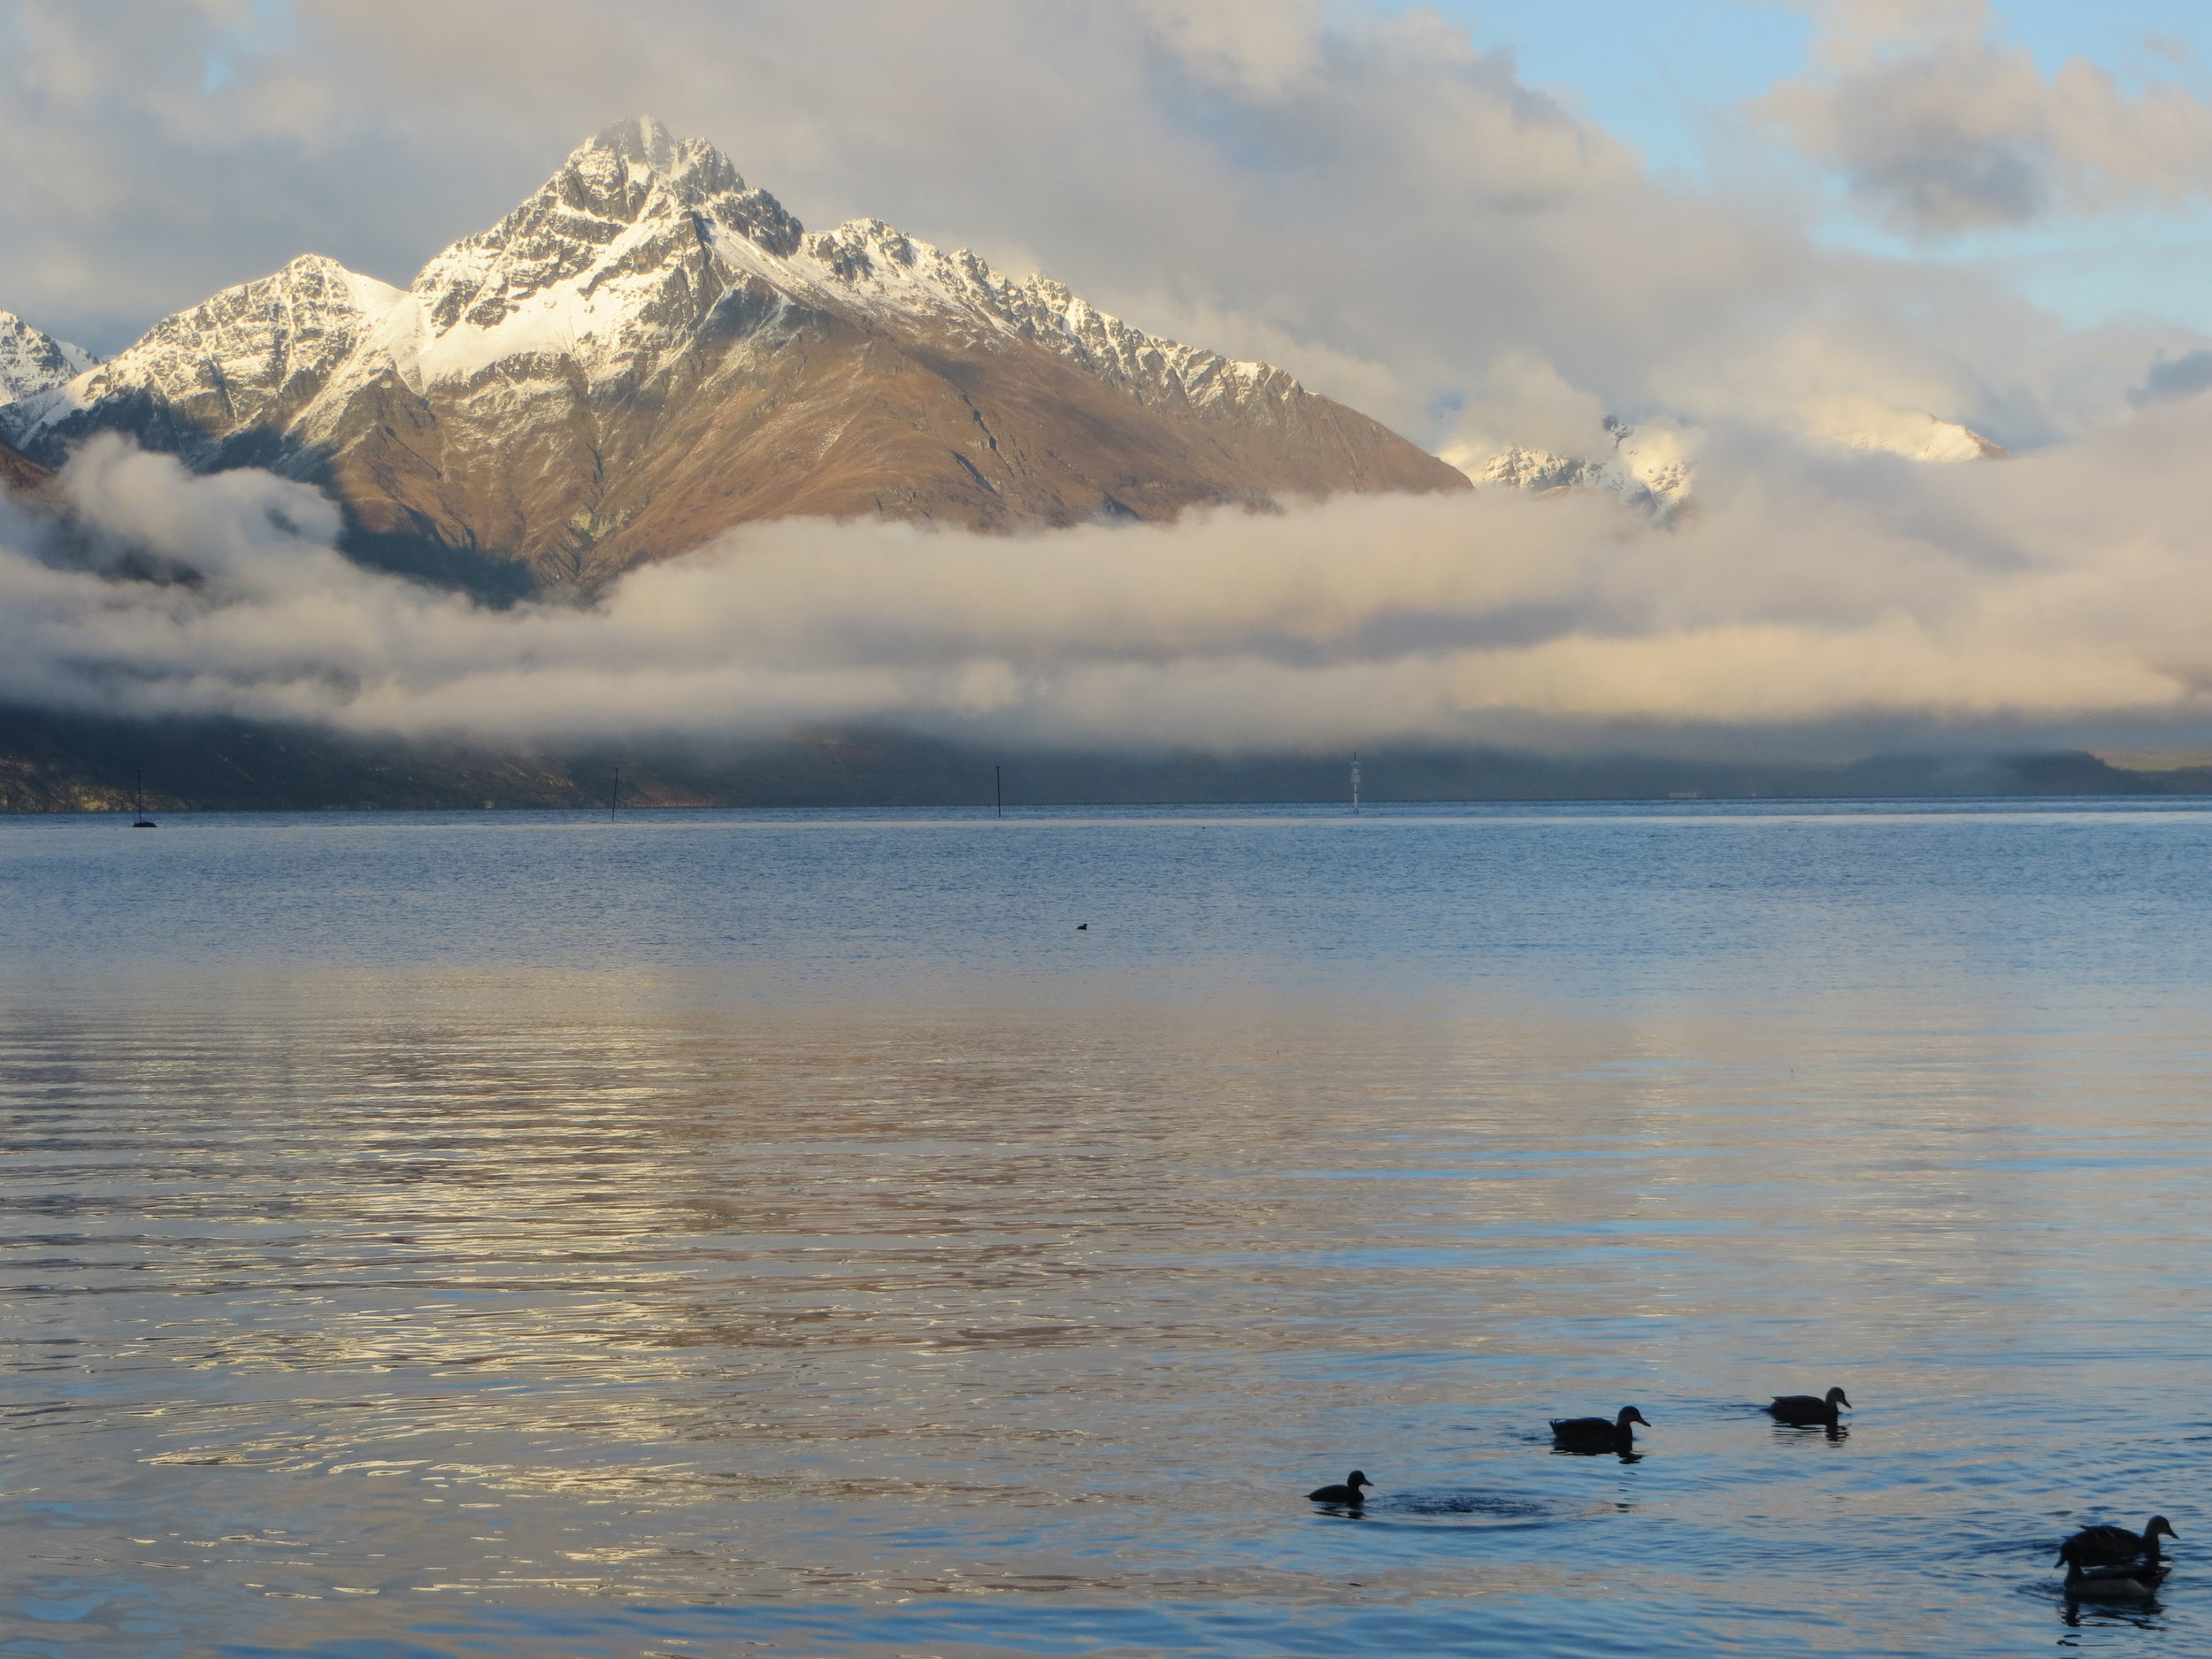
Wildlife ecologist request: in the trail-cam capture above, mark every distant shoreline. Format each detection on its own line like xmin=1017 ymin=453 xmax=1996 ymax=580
xmin=4 ymin=704 xmax=2207 ymax=814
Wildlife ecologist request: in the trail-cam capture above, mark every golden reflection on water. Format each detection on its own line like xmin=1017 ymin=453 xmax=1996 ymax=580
xmin=7 ymin=964 xmax=2212 ymax=1652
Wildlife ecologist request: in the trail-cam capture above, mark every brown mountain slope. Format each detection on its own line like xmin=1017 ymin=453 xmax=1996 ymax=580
xmin=0 ymin=433 xmax=49 ymax=494
xmin=4 ymin=120 xmax=1466 ymax=592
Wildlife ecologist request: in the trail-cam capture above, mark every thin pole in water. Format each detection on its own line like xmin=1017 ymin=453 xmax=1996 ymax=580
xmin=1351 ymin=751 xmax=1361 ymax=816
xmin=995 ymin=764 xmax=1002 ymax=818
xmin=610 ymin=765 xmax=620 ymax=822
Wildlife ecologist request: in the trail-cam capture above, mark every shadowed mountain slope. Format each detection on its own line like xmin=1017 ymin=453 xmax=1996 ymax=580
xmin=0 ymin=433 xmax=48 ymax=493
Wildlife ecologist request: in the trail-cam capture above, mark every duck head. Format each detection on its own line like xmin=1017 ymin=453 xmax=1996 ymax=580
xmin=1826 ymin=1387 xmax=1851 ymax=1409
xmin=1617 ymin=1408 xmax=1651 ymax=1431
xmin=2149 ymin=1517 xmax=2178 ymax=1542
xmin=1347 ymin=1471 xmax=1371 ymax=1492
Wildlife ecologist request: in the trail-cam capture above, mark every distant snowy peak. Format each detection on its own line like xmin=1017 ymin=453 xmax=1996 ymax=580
xmin=1815 ymin=409 xmax=2008 ymax=464
xmin=3 ymin=256 xmax=403 ymax=459
xmin=1459 ymin=409 xmax=2002 ymax=516
xmin=0 ymin=311 xmax=99 ymax=404
xmin=1455 ymin=419 xmax=1697 ymax=518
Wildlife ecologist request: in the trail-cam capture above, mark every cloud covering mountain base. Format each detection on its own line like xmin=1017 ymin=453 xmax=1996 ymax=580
xmin=7 ymin=424 xmax=2212 ymax=762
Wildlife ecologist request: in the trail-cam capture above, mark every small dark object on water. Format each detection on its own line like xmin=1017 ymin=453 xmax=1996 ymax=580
xmin=1550 ymin=1407 xmax=1648 ymax=1454
xmin=1077 ymin=923 xmax=1088 ymax=930
xmin=2064 ymin=1561 xmax=2163 ymax=1601
xmin=1768 ymin=1386 xmax=1851 ymax=1427
xmin=2058 ymin=1516 xmax=2177 ymax=1569
xmin=1308 ymin=1471 xmax=1371 ymax=1505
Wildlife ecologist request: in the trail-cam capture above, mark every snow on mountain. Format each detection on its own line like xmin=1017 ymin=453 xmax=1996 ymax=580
xmin=1812 ymin=408 xmax=2007 ymax=464
xmin=1452 ymin=419 xmax=1699 ymax=518
xmin=0 ymin=118 xmax=1459 ymax=588
xmin=0 ymin=118 xmax=1310 ymax=447
xmin=0 ymin=311 xmax=99 ymax=405
xmin=3 ymin=257 xmax=401 ymax=465
xmin=1455 ymin=408 xmax=2001 ymax=518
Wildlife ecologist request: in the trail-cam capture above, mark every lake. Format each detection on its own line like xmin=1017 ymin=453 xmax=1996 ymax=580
xmin=4 ymin=801 xmax=2211 ymax=1655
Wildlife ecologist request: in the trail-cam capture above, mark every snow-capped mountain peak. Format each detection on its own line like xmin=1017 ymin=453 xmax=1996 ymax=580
xmin=1455 ymin=418 xmax=1698 ymax=518
xmin=3 ymin=255 xmax=401 ymax=460
xmin=0 ymin=311 xmax=100 ymax=404
xmin=411 ymin=117 xmax=802 ymax=344
xmin=0 ymin=119 xmax=1464 ymax=588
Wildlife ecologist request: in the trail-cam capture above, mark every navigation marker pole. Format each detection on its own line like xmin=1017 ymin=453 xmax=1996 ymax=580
xmin=610 ymin=765 xmax=620 ymax=822
xmin=995 ymin=765 xmax=1003 ymax=819
xmin=1351 ymin=752 xmax=1361 ymax=817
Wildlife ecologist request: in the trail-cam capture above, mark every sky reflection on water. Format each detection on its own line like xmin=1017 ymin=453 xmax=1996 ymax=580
xmin=4 ymin=803 xmax=2212 ymax=1654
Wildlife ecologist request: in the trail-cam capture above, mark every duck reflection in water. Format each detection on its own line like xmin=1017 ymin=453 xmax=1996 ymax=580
xmin=2061 ymin=1561 xmax=2167 ymax=1629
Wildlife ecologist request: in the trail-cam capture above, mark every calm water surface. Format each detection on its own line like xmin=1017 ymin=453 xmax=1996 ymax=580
xmin=5 ymin=802 xmax=2212 ymax=1655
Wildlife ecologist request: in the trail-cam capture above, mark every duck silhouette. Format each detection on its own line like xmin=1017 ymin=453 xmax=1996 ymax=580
xmin=1768 ymin=1386 xmax=1851 ymax=1427
xmin=1306 ymin=1470 xmax=1371 ymax=1506
xmin=1550 ymin=1407 xmax=1648 ymax=1455
xmin=2058 ymin=1516 xmax=2177 ymax=1569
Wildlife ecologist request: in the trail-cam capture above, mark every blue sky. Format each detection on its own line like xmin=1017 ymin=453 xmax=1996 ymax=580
xmin=1410 ymin=0 xmax=2212 ymax=329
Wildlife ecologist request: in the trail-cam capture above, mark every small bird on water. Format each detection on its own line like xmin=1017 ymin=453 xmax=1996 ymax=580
xmin=1076 ymin=923 xmax=1088 ymax=930
xmin=1550 ymin=1407 xmax=1648 ymax=1455
xmin=1307 ymin=1470 xmax=1371 ymax=1505
xmin=1767 ymin=1386 xmax=1851 ymax=1427
xmin=2058 ymin=1516 xmax=2177 ymax=1570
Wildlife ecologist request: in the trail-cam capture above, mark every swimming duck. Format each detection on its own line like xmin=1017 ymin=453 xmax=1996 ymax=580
xmin=2058 ymin=1516 xmax=2177 ymax=1569
xmin=2063 ymin=1561 xmax=2162 ymax=1601
xmin=1307 ymin=1470 xmax=1371 ymax=1505
xmin=1767 ymin=1386 xmax=1851 ymax=1427
xmin=1550 ymin=1407 xmax=1648 ymax=1454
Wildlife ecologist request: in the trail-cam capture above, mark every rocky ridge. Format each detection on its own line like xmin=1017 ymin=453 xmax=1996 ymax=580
xmin=2 ymin=119 xmax=1464 ymax=590
xmin=0 ymin=311 xmax=98 ymax=405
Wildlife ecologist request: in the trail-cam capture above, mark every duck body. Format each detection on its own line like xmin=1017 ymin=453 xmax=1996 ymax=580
xmin=1307 ymin=1470 xmax=1371 ymax=1505
xmin=1549 ymin=1407 xmax=1648 ymax=1454
xmin=1768 ymin=1386 xmax=1851 ymax=1427
xmin=2058 ymin=1517 xmax=2177 ymax=1569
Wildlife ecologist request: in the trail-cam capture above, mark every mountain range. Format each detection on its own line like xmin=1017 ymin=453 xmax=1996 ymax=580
xmin=0 ymin=118 xmax=1464 ymax=594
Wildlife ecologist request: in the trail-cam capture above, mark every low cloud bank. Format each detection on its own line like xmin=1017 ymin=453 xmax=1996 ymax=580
xmin=6 ymin=425 xmax=2212 ymax=760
